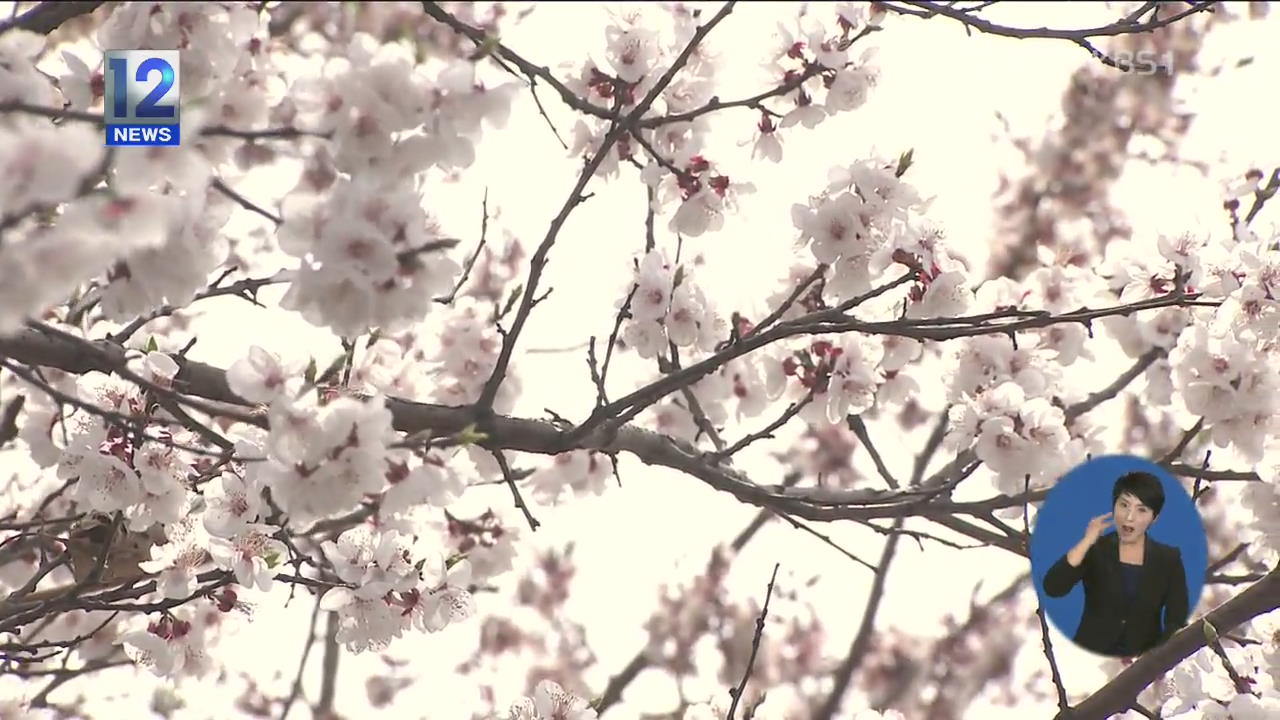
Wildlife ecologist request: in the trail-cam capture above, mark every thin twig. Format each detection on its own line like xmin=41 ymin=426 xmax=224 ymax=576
xmin=847 ymin=414 xmax=898 ymax=488
xmin=1157 ymin=418 xmax=1204 ymax=465
xmin=279 ymin=595 xmax=325 ymax=720
xmin=437 ymin=189 xmax=491 ymax=305
xmin=211 ymin=178 xmax=282 ymax=226
xmin=1025 ymin=475 xmax=1069 ymax=712
xmin=813 ymin=522 xmax=902 ymax=720
xmin=710 ymin=389 xmax=815 ymax=462
xmin=766 ymin=508 xmax=878 ymax=572
xmin=725 ymin=563 xmax=780 ymax=719
xmin=490 ymin=449 xmax=540 ymax=531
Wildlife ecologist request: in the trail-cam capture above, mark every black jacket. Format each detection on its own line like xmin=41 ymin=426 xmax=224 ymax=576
xmin=1043 ymin=531 xmax=1189 ymax=657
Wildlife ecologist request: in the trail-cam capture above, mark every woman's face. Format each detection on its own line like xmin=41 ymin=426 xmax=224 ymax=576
xmin=1113 ymin=492 xmax=1156 ymax=541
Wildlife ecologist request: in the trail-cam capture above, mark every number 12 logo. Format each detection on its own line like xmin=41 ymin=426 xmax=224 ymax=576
xmin=104 ymin=50 xmax=181 ymax=147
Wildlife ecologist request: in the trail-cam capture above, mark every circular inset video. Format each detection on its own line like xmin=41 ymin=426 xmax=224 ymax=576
xmin=1030 ymin=454 xmax=1207 ymax=657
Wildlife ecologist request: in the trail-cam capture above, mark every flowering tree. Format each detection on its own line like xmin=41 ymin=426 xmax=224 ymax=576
xmin=0 ymin=1 xmax=1278 ymax=719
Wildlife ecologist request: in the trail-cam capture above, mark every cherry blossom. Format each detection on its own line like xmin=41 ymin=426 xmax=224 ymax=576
xmin=669 ymin=176 xmax=755 ymax=238
xmin=528 ymin=450 xmax=612 ymax=505
xmin=631 ymin=250 xmax=677 ymax=322
xmin=508 ymin=679 xmax=597 ymax=720
xmin=824 ymin=62 xmax=878 ymax=114
xmin=121 ymin=609 xmax=214 ymax=679
xmin=207 ymin=523 xmax=286 ymax=591
xmin=380 ymin=452 xmax=468 ymax=519
xmin=139 ymin=516 xmax=214 ymax=600
xmin=747 ymin=111 xmax=784 ymax=162
xmin=428 ymin=303 xmax=522 ymax=417
xmin=258 ymin=393 xmax=396 ymax=524
xmin=0 ymin=30 xmax=59 ymax=107
xmin=321 ymin=526 xmax=420 ymax=600
xmin=200 ymin=471 xmax=263 ymax=538
xmin=278 ymin=177 xmax=462 ymax=337
xmin=1241 ymin=478 xmax=1280 ymax=565
xmin=604 ymin=17 xmax=660 ymax=84
xmin=414 ymin=556 xmax=477 ymax=632
xmin=1 ymin=3 xmax=1278 ymax=717
xmin=58 ymin=423 xmax=145 ymax=514
xmin=226 ymin=345 xmax=305 ymax=403
xmin=127 ymin=439 xmax=192 ymax=530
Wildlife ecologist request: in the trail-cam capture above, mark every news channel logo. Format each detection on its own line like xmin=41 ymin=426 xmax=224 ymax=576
xmin=104 ymin=50 xmax=180 ymax=147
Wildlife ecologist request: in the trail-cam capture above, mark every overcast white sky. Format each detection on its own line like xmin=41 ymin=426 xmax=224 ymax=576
xmin=6 ymin=1 xmax=1280 ymax=718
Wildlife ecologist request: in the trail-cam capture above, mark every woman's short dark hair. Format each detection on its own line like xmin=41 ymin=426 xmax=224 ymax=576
xmin=1113 ymin=471 xmax=1165 ymax=516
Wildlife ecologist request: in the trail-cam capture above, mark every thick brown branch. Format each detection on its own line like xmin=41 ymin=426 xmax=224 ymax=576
xmin=0 ymin=321 xmax=1184 ymax=538
xmin=1057 ymin=566 xmax=1280 ymax=720
xmin=314 ymin=611 xmax=340 ymax=718
xmin=0 ymin=1 xmax=102 ymax=34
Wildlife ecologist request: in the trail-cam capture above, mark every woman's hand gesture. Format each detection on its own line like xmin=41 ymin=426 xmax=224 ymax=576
xmin=1081 ymin=511 xmax=1112 ymax=548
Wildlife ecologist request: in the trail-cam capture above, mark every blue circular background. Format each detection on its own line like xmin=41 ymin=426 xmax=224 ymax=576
xmin=1029 ymin=454 xmax=1207 ymax=648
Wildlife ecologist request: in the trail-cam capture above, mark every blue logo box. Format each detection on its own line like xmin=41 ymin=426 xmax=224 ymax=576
xmin=104 ymin=49 xmax=181 ymax=147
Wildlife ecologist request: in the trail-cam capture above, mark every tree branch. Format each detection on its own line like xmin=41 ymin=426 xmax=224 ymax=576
xmin=0 ymin=1 xmax=102 ymax=35
xmin=1055 ymin=566 xmax=1280 ymax=720
xmin=813 ymin=521 xmax=902 ymax=720
xmin=888 ymin=0 xmax=1215 ymax=41
xmin=725 ymin=562 xmax=780 ymax=719
xmin=313 ymin=610 xmax=341 ymax=719
xmin=468 ymin=1 xmax=738 ymax=416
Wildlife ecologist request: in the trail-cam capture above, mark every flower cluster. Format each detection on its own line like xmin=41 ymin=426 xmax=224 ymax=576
xmin=0 ymin=1 xmax=281 ymax=336
xmin=1170 ymin=325 xmax=1280 ymax=464
xmin=763 ymin=3 xmax=883 ymax=132
xmin=527 ymin=450 xmax=612 ymax=506
xmin=256 ymin=390 xmax=396 ymax=525
xmin=566 ymin=7 xmax=719 ymax=178
xmin=771 ymin=336 xmax=887 ymax=425
xmin=288 ymin=33 xmax=515 ymax=177
xmin=273 ymin=31 xmax=515 ymax=335
xmin=46 ymin=354 xmax=193 ymax=520
xmin=1157 ymin=625 xmax=1280 ymax=719
xmin=121 ymin=606 xmax=215 ymax=679
xmin=622 ymin=250 xmax=724 ymax=358
xmin=650 ymin=154 xmax=757 ymax=238
xmin=791 ymin=156 xmax=941 ymax=302
xmin=1101 ymin=230 xmax=1280 ymax=464
xmin=426 ymin=303 xmax=520 ymax=411
xmin=319 ymin=525 xmax=477 ymax=652
xmin=506 ymin=679 xmax=597 ymax=720
xmin=277 ymin=177 xmax=461 ymax=336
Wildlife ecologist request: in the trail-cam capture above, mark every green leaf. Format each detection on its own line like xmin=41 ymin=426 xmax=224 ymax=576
xmin=1202 ymin=619 xmax=1220 ymax=645
xmin=264 ymin=551 xmax=282 ymax=569
xmin=144 ymin=335 xmax=159 ymax=353
xmin=500 ymin=284 xmax=523 ymax=319
xmin=896 ymin=148 xmax=915 ymax=177
xmin=303 ymin=357 xmax=317 ymax=386
xmin=454 ymin=423 xmax=489 ymax=446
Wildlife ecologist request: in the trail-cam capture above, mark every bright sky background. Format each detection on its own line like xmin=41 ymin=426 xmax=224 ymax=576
xmin=5 ymin=1 xmax=1280 ymax=718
